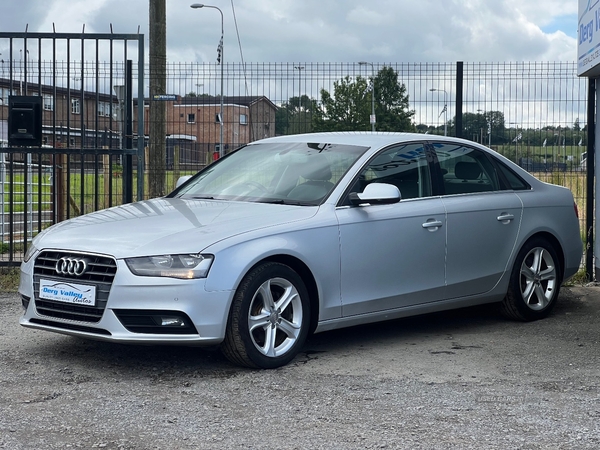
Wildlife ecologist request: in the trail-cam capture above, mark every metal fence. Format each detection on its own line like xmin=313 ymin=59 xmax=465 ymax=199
xmin=0 ymin=59 xmax=589 ymax=264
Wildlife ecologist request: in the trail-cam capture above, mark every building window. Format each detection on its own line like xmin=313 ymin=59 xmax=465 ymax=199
xmin=43 ymin=94 xmax=54 ymax=111
xmin=71 ymin=98 xmax=80 ymax=115
xmin=187 ymin=113 xmax=196 ymax=124
xmin=215 ymin=113 xmax=222 ymax=123
xmin=240 ymin=114 xmax=248 ymax=125
xmin=98 ymin=101 xmax=114 ymax=117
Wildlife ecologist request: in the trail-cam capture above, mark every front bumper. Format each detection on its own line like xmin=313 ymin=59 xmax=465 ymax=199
xmin=18 ymin=258 xmax=233 ymax=346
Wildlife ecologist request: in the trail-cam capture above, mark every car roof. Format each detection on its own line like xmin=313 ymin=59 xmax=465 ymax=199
xmin=255 ymin=131 xmax=478 ymax=149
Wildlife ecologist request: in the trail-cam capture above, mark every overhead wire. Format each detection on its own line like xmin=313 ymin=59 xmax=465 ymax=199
xmin=230 ymin=0 xmax=249 ymax=96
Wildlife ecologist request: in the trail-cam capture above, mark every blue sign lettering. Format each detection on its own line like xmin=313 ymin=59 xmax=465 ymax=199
xmin=580 ymin=20 xmax=594 ymax=44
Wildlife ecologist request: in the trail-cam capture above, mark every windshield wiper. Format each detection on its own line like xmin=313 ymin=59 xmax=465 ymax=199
xmin=258 ymin=199 xmax=314 ymax=206
xmin=191 ymin=195 xmax=216 ymax=200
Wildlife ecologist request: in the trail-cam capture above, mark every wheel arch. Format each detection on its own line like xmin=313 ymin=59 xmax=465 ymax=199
xmin=520 ymin=231 xmax=565 ymax=279
xmin=248 ymin=254 xmax=320 ymax=336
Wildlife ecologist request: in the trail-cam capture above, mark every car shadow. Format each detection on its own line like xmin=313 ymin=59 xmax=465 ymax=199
xmin=33 ymin=288 xmax=585 ymax=375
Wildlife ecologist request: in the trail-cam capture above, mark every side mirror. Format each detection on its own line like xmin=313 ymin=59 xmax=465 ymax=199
xmin=175 ymin=175 xmax=193 ymax=188
xmin=349 ymin=183 xmax=401 ymax=206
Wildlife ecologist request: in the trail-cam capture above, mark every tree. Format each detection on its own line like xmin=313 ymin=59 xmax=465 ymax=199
xmin=275 ymin=95 xmax=317 ymax=135
xmin=313 ymin=67 xmax=415 ymax=132
xmin=372 ymin=66 xmax=415 ymax=132
xmin=313 ymin=76 xmax=371 ymax=131
xmin=458 ymin=110 xmax=505 ymax=145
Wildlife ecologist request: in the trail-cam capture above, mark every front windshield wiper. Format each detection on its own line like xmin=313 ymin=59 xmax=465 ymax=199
xmin=258 ymin=199 xmax=315 ymax=206
xmin=191 ymin=195 xmax=216 ymax=200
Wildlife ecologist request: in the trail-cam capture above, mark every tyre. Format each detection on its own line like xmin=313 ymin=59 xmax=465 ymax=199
xmin=221 ymin=262 xmax=310 ymax=369
xmin=501 ymin=237 xmax=562 ymax=321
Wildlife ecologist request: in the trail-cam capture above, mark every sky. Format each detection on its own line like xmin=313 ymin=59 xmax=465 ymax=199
xmin=0 ymin=0 xmax=579 ymax=64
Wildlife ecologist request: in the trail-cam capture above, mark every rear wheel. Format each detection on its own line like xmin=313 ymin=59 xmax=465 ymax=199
xmin=221 ymin=262 xmax=310 ymax=369
xmin=501 ymin=237 xmax=561 ymax=321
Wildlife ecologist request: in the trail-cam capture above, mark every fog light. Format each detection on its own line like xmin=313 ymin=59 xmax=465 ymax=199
xmin=160 ymin=317 xmax=186 ymax=327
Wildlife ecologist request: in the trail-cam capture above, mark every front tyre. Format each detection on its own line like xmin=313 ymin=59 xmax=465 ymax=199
xmin=221 ymin=262 xmax=310 ymax=369
xmin=501 ymin=237 xmax=562 ymax=321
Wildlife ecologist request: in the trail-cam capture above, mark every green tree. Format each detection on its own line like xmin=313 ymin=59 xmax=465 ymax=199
xmin=313 ymin=76 xmax=371 ymax=131
xmin=276 ymin=95 xmax=317 ymax=135
xmin=313 ymin=68 xmax=415 ymax=132
xmin=458 ymin=110 xmax=505 ymax=145
xmin=373 ymin=66 xmax=415 ymax=132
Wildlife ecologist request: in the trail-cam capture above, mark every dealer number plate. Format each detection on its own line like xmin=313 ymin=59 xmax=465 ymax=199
xmin=39 ymin=279 xmax=97 ymax=306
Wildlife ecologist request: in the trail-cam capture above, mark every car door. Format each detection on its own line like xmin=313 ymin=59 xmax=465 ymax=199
xmin=336 ymin=143 xmax=447 ymax=317
xmin=431 ymin=142 xmax=523 ymax=298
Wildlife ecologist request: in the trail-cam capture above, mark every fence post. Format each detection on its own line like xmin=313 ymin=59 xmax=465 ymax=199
xmin=103 ymin=154 xmax=110 ymax=209
xmin=0 ymin=153 xmax=5 ymax=241
xmin=173 ymin=144 xmax=180 ymax=190
xmin=455 ymin=61 xmax=463 ymax=138
xmin=589 ymin=79 xmax=597 ymax=280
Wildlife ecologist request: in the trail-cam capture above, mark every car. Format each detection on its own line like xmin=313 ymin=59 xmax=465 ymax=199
xmin=18 ymin=132 xmax=583 ymax=369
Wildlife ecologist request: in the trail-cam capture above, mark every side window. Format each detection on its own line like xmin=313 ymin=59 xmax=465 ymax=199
xmin=351 ymin=143 xmax=431 ymax=200
xmin=496 ymin=162 xmax=530 ymax=190
xmin=433 ymin=143 xmax=499 ymax=195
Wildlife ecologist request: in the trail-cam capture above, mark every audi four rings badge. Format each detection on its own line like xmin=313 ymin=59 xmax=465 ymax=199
xmin=55 ymin=257 xmax=88 ymax=276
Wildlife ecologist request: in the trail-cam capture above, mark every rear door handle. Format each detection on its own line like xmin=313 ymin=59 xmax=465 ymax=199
xmin=497 ymin=213 xmax=514 ymax=224
xmin=422 ymin=219 xmax=443 ymax=232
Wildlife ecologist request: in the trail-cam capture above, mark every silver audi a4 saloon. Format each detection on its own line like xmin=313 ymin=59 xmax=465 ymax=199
xmin=19 ymin=132 xmax=583 ymax=368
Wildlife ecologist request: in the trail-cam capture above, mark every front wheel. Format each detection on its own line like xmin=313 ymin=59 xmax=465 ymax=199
xmin=501 ymin=237 xmax=562 ymax=321
xmin=221 ymin=262 xmax=310 ymax=369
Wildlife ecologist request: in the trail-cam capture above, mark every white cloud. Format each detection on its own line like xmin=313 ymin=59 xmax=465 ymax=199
xmin=0 ymin=0 xmax=580 ymax=63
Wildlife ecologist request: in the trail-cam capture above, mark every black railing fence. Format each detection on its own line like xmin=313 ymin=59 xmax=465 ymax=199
xmin=0 ymin=59 xmax=589 ymax=264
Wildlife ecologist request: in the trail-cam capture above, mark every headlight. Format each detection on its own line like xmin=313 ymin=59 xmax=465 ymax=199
xmin=23 ymin=243 xmax=39 ymax=263
xmin=125 ymin=254 xmax=214 ymax=279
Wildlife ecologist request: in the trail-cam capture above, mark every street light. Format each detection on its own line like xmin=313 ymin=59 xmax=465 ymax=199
xmin=358 ymin=61 xmax=376 ymax=132
xmin=191 ymin=3 xmax=224 ymax=158
xmin=294 ymin=65 xmax=304 ymax=103
xmin=430 ymin=88 xmax=447 ymax=136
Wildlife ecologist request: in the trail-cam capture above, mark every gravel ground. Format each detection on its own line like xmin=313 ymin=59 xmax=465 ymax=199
xmin=1 ymin=286 xmax=600 ymax=449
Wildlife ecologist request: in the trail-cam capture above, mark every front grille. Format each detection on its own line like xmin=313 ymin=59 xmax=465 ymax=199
xmin=33 ymin=250 xmax=117 ymax=323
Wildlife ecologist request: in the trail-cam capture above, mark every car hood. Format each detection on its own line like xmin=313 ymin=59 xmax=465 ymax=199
xmin=34 ymin=197 xmax=318 ymax=258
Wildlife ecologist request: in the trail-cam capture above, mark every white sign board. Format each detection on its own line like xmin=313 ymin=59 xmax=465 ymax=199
xmin=578 ymin=0 xmax=600 ymax=76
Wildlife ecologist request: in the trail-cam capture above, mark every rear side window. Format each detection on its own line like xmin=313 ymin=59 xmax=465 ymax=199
xmin=432 ymin=143 xmax=500 ymax=195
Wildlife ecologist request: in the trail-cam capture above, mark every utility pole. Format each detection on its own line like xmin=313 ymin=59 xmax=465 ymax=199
xmin=149 ymin=0 xmax=167 ymax=198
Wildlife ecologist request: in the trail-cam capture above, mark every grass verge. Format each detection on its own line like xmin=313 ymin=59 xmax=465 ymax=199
xmin=0 ymin=267 xmax=20 ymax=292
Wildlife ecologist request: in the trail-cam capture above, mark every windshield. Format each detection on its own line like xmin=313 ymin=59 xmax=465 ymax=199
xmin=173 ymin=142 xmax=368 ymax=205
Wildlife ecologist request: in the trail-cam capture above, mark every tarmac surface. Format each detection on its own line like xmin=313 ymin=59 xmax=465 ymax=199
xmin=1 ymin=285 xmax=600 ymax=449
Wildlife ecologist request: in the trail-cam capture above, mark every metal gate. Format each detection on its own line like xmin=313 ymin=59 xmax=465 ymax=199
xmin=0 ymin=31 xmax=145 ymax=265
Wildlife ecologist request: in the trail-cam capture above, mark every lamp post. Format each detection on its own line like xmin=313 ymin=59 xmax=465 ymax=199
xmin=294 ymin=65 xmax=304 ymax=103
xmin=191 ymin=3 xmax=224 ymax=158
xmin=430 ymin=88 xmax=447 ymax=136
xmin=358 ymin=61 xmax=376 ymax=132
